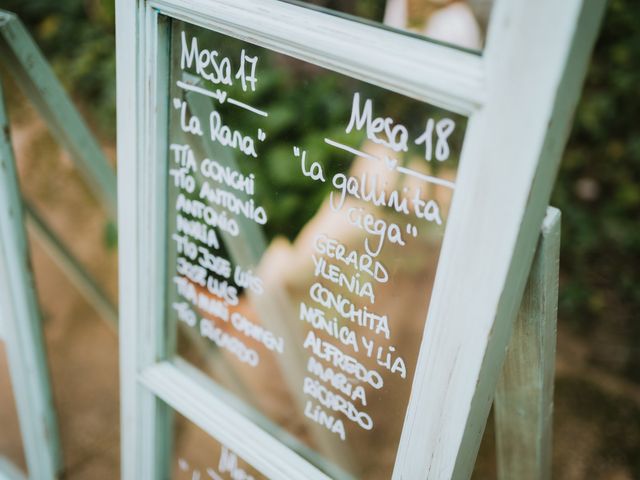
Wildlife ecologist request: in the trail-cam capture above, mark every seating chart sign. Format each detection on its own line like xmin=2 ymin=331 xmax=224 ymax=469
xmin=165 ymin=19 xmax=466 ymax=479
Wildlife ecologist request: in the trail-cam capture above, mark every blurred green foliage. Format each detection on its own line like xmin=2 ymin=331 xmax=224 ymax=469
xmin=3 ymin=0 xmax=638 ymax=378
xmin=551 ymin=0 xmax=640 ymax=381
xmin=2 ymin=0 xmax=117 ymax=134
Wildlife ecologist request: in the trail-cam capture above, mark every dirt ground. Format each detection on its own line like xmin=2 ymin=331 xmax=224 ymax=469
xmin=1 ymin=95 xmax=639 ymax=479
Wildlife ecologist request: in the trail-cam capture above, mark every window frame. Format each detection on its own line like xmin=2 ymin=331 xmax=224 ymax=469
xmin=116 ymin=0 xmax=605 ymax=478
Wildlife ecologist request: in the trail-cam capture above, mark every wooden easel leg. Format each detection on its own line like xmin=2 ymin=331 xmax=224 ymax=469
xmin=494 ymin=207 xmax=561 ymax=480
xmin=0 ymin=80 xmax=62 ymax=479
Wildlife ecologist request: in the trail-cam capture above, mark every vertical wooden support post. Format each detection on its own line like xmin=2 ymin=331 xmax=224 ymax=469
xmin=0 ymin=81 xmax=62 ymax=479
xmin=494 ymin=206 xmax=561 ymax=480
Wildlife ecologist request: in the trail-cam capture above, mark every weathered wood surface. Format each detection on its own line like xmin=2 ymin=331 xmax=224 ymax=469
xmin=495 ymin=207 xmax=560 ymax=480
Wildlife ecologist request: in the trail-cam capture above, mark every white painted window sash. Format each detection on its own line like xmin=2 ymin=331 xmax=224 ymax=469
xmin=116 ymin=0 xmax=605 ymax=478
xmin=149 ymin=0 xmax=485 ymax=116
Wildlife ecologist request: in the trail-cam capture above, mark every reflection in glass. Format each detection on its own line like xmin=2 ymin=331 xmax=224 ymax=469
xmin=165 ymin=19 xmax=467 ymax=479
xmin=281 ymin=0 xmax=494 ymax=51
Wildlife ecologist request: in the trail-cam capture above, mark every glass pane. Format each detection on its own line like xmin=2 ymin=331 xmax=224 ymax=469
xmin=281 ymin=0 xmax=494 ymax=52
xmin=172 ymin=409 xmax=267 ymax=480
xmin=164 ymin=18 xmax=467 ymax=479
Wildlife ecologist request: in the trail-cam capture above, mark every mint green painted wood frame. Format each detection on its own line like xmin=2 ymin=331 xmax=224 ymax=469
xmin=117 ymin=1 xmax=605 ymax=478
xmin=0 ymin=80 xmax=61 ymax=480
